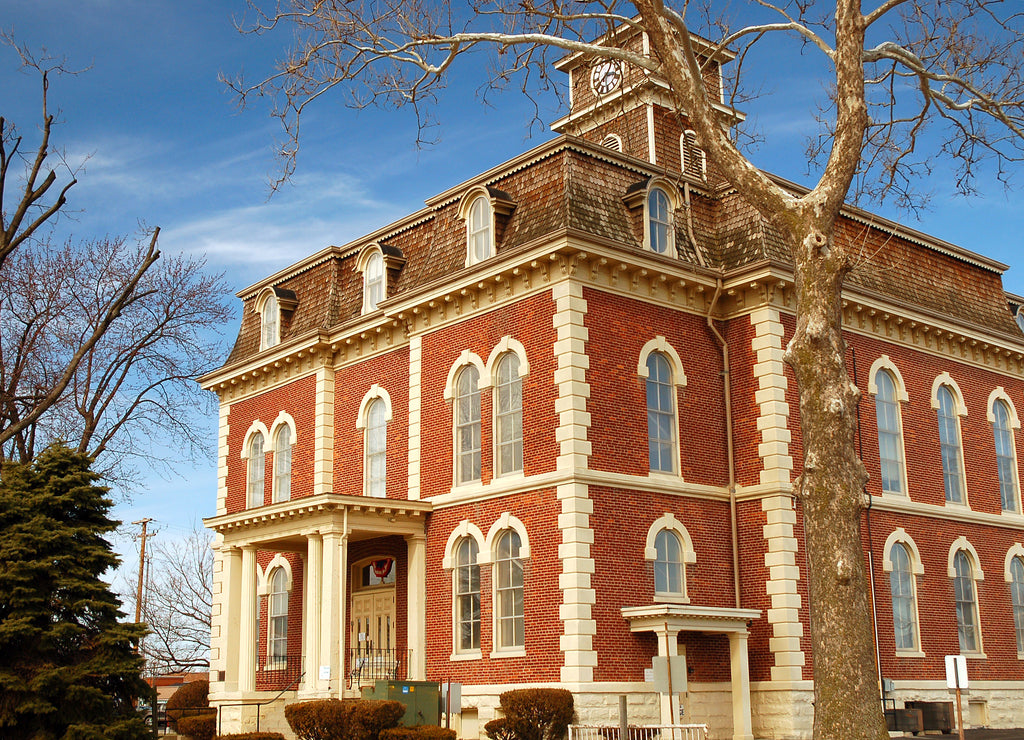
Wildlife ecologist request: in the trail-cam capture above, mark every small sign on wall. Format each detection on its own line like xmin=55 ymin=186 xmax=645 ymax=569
xmin=319 ymin=665 xmax=331 ymax=681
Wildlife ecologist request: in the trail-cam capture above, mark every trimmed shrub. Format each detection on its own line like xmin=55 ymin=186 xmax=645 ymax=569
xmin=485 ymin=689 xmax=575 ymax=740
xmin=178 ymin=714 xmax=217 ymax=740
xmin=167 ymin=679 xmax=211 ymax=727
xmin=215 ymin=734 xmax=285 ymax=740
xmin=286 ymin=699 xmax=406 ymax=740
xmin=380 ymin=726 xmax=457 ymax=740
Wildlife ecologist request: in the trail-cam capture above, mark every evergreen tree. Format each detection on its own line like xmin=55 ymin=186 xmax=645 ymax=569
xmin=0 ymin=444 xmax=150 ymax=739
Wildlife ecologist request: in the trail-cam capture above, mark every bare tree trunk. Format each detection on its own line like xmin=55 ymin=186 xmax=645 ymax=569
xmin=785 ymin=221 xmax=887 ymax=740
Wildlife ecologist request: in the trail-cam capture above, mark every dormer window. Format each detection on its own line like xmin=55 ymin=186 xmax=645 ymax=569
xmin=458 ymin=187 xmax=516 ymax=268
xmin=364 ymin=252 xmax=385 ymax=312
xmin=261 ymin=293 xmax=279 ymax=350
xmin=681 ymin=130 xmax=707 ymax=180
xmin=647 ymin=187 xmax=673 ymax=255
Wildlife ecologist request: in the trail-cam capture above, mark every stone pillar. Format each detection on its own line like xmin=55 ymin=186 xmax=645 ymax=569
xmin=304 ymin=533 xmax=324 ymax=695
xmin=221 ymin=546 xmax=243 ymax=692
xmin=321 ymin=529 xmax=347 ymax=695
xmin=239 ymin=545 xmax=258 ymax=693
xmin=406 ymin=533 xmax=427 ymax=679
xmin=655 ymin=626 xmax=682 ymax=725
xmin=728 ymin=631 xmax=754 ymax=740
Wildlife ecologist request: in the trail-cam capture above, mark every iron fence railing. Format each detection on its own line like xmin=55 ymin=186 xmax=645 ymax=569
xmin=256 ymin=652 xmax=304 ymax=689
xmin=569 ymin=725 xmax=709 ymax=740
xmin=347 ymin=647 xmax=408 ymax=687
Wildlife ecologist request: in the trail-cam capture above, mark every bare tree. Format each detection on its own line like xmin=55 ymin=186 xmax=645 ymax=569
xmin=135 ymin=526 xmax=213 ymax=673
xmin=227 ymin=2 xmax=1024 ymax=738
xmin=0 ymin=37 xmax=233 ymax=481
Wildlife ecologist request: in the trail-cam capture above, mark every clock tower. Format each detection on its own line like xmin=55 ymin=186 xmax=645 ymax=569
xmin=550 ymin=25 xmax=742 ymax=182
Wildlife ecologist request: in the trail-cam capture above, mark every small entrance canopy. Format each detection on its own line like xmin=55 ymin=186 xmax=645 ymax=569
xmin=622 ymin=604 xmax=761 ymax=740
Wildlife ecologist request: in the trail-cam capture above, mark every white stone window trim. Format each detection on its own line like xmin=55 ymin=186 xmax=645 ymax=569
xmin=868 ymin=355 xmax=910 ymax=498
xmin=487 ymin=337 xmax=529 ymax=480
xmin=268 ymin=412 xmax=298 ymax=504
xmin=485 ymin=336 xmax=530 ymax=379
xmin=443 ymin=520 xmax=487 ymax=660
xmin=1004 ymin=543 xmax=1024 ymax=658
xmin=443 ymin=351 xmax=489 ymax=401
xmin=988 ymin=387 xmax=1023 ymax=514
xmin=643 ymin=513 xmax=696 ymax=604
xmin=357 ymin=385 xmax=393 ymax=498
xmin=642 ymin=179 xmax=681 ymax=256
xmin=882 ymin=528 xmax=925 ymax=656
xmin=257 ymin=553 xmax=295 ymax=595
xmin=488 ymin=517 xmax=529 ymax=658
xmin=484 ymin=512 xmax=531 ymax=559
xmin=241 ymin=420 xmax=271 ymax=460
xmin=930 ymin=375 xmax=969 ymax=508
xmin=356 ymin=244 xmax=387 ymax=314
xmin=948 ymin=538 xmax=986 ymax=657
xmin=638 ymin=337 xmax=686 ymax=479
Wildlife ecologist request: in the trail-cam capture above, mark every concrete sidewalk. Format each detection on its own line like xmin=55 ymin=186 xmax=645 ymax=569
xmin=915 ymin=730 xmax=1024 ymax=739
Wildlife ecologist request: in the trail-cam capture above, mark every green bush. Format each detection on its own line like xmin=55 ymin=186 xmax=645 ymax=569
xmin=286 ymin=699 xmax=406 ymax=740
xmin=484 ymin=689 xmax=575 ymax=740
xmin=178 ymin=714 xmax=217 ymax=740
xmin=215 ymin=734 xmax=285 ymax=740
xmin=380 ymin=726 xmax=458 ymax=740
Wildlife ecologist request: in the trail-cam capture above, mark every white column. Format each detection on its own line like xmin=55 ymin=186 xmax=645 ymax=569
xmin=314 ymin=361 xmax=335 ymax=496
xmin=406 ymin=533 xmax=427 ymax=679
xmin=221 ymin=546 xmax=243 ymax=692
xmin=239 ymin=545 xmax=258 ymax=693
xmin=656 ymin=626 xmax=682 ymax=725
xmin=320 ymin=529 xmax=347 ymax=696
xmin=728 ymin=631 xmax=754 ymax=740
xmin=304 ymin=534 xmax=324 ymax=695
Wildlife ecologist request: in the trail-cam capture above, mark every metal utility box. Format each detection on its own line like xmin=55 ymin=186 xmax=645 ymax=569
xmin=884 ymin=708 xmax=923 ymax=733
xmin=361 ymin=680 xmax=441 ymax=727
xmin=904 ymin=701 xmax=954 ymax=733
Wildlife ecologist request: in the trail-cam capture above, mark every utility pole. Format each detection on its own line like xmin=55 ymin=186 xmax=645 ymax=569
xmin=133 ymin=518 xmax=155 ymax=623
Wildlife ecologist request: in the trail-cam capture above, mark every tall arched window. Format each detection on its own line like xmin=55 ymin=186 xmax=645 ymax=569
xmin=365 ymin=398 xmax=387 ymax=497
xmin=937 ymin=385 xmax=965 ymax=504
xmin=647 ymin=187 xmax=672 ymax=255
xmin=646 ymin=351 xmax=677 ymax=473
xmin=247 ymin=432 xmax=265 ymax=508
xmin=495 ymin=353 xmax=523 ymax=476
xmin=467 ymin=196 xmax=493 ymax=264
xmin=889 ymin=542 xmax=918 ymax=651
xmin=654 ymin=529 xmax=685 ymax=596
xmin=494 ymin=530 xmax=524 ymax=649
xmin=993 ymin=399 xmax=1020 ymax=512
xmin=875 ymin=370 xmax=906 ymax=495
xmin=261 ymin=294 xmax=279 ymax=350
xmin=454 ymin=538 xmax=481 ymax=652
xmin=455 ymin=366 xmax=482 ymax=484
xmin=273 ymin=426 xmax=292 ymax=503
xmin=363 ymin=251 xmax=385 ymax=313
xmin=1011 ymin=556 xmax=1024 ymax=653
xmin=953 ymin=550 xmax=981 ymax=653
xmin=268 ymin=568 xmax=288 ymax=663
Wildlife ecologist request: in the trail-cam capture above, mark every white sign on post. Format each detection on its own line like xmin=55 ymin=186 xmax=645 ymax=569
xmin=945 ymin=655 xmax=968 ymax=690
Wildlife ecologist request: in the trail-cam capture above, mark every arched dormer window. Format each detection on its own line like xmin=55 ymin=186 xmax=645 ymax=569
xmin=458 ymin=187 xmax=516 ymax=268
xmin=647 ymin=187 xmax=673 ymax=255
xmin=363 ymin=251 xmax=385 ymax=313
xmin=261 ymin=294 xmax=279 ymax=350
xmin=681 ymin=130 xmax=707 ymax=180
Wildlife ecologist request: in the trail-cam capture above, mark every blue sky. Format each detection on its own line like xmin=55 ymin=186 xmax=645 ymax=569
xmin=4 ymin=1 xmax=1024 ymax=575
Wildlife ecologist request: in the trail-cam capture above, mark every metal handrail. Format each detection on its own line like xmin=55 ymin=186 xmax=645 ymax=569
xmin=569 ymin=724 xmax=710 ymax=740
xmin=216 ymin=667 xmax=305 ymax=736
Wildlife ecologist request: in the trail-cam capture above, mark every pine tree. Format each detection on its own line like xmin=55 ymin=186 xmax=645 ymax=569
xmin=0 ymin=444 xmax=150 ymax=739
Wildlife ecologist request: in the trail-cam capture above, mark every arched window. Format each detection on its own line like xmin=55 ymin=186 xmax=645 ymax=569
xmin=454 ymin=538 xmax=481 ymax=652
xmin=993 ymin=399 xmax=1020 ymax=512
xmin=365 ymin=398 xmax=387 ymax=497
xmin=937 ymin=385 xmax=965 ymax=504
xmin=495 ymin=353 xmax=523 ymax=476
xmin=647 ymin=187 xmax=673 ymax=255
xmin=273 ymin=426 xmax=292 ymax=503
xmin=1011 ymin=556 xmax=1024 ymax=654
xmin=654 ymin=529 xmax=685 ymax=596
xmin=875 ymin=369 xmax=906 ymax=495
xmin=889 ymin=542 xmax=918 ymax=651
xmin=268 ymin=567 xmax=288 ymax=662
xmin=455 ymin=366 xmax=482 ymax=484
xmin=953 ymin=550 xmax=981 ymax=653
xmin=646 ymin=351 xmax=677 ymax=473
xmin=363 ymin=251 xmax=385 ymax=313
xmin=467 ymin=196 xmax=493 ymax=265
xmin=247 ymin=432 xmax=265 ymax=508
xmin=261 ymin=293 xmax=279 ymax=350
xmin=494 ymin=530 xmax=524 ymax=649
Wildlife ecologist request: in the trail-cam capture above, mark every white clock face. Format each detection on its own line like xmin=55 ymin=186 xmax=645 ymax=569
xmin=590 ymin=60 xmax=623 ymax=96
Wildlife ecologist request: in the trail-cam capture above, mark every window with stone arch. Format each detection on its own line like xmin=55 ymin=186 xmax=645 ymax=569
xmin=454 ymin=365 xmax=482 ymax=485
xmin=638 ymin=338 xmax=687 ymax=476
xmin=493 ymin=529 xmax=524 ymax=649
xmin=268 ymin=567 xmax=289 ymax=663
xmin=1009 ymin=552 xmax=1024 ymax=654
xmin=273 ymin=425 xmax=292 ymax=503
xmin=989 ymin=389 xmax=1021 ymax=513
xmin=934 ymin=381 xmax=967 ymax=505
xmin=889 ymin=542 xmax=919 ymax=651
xmin=358 ymin=385 xmax=392 ymax=498
xmin=643 ymin=514 xmax=696 ymax=602
xmin=494 ymin=352 xmax=523 ymax=477
xmin=247 ymin=431 xmax=266 ymax=508
xmin=454 ymin=537 xmax=481 ymax=653
xmin=870 ymin=358 xmax=909 ymax=495
xmin=949 ymin=543 xmax=983 ymax=654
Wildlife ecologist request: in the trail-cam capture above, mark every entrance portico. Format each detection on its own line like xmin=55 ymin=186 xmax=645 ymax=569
xmin=622 ymin=605 xmax=761 ymax=740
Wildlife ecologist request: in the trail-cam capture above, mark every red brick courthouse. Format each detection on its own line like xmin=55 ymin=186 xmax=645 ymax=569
xmin=200 ymin=27 xmax=1024 ymax=740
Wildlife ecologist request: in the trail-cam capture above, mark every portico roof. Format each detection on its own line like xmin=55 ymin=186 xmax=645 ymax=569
xmin=622 ymin=604 xmax=761 ymax=634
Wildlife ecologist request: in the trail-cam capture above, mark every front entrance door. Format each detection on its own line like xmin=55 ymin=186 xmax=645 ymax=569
xmin=349 ymin=587 xmax=397 ymax=687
